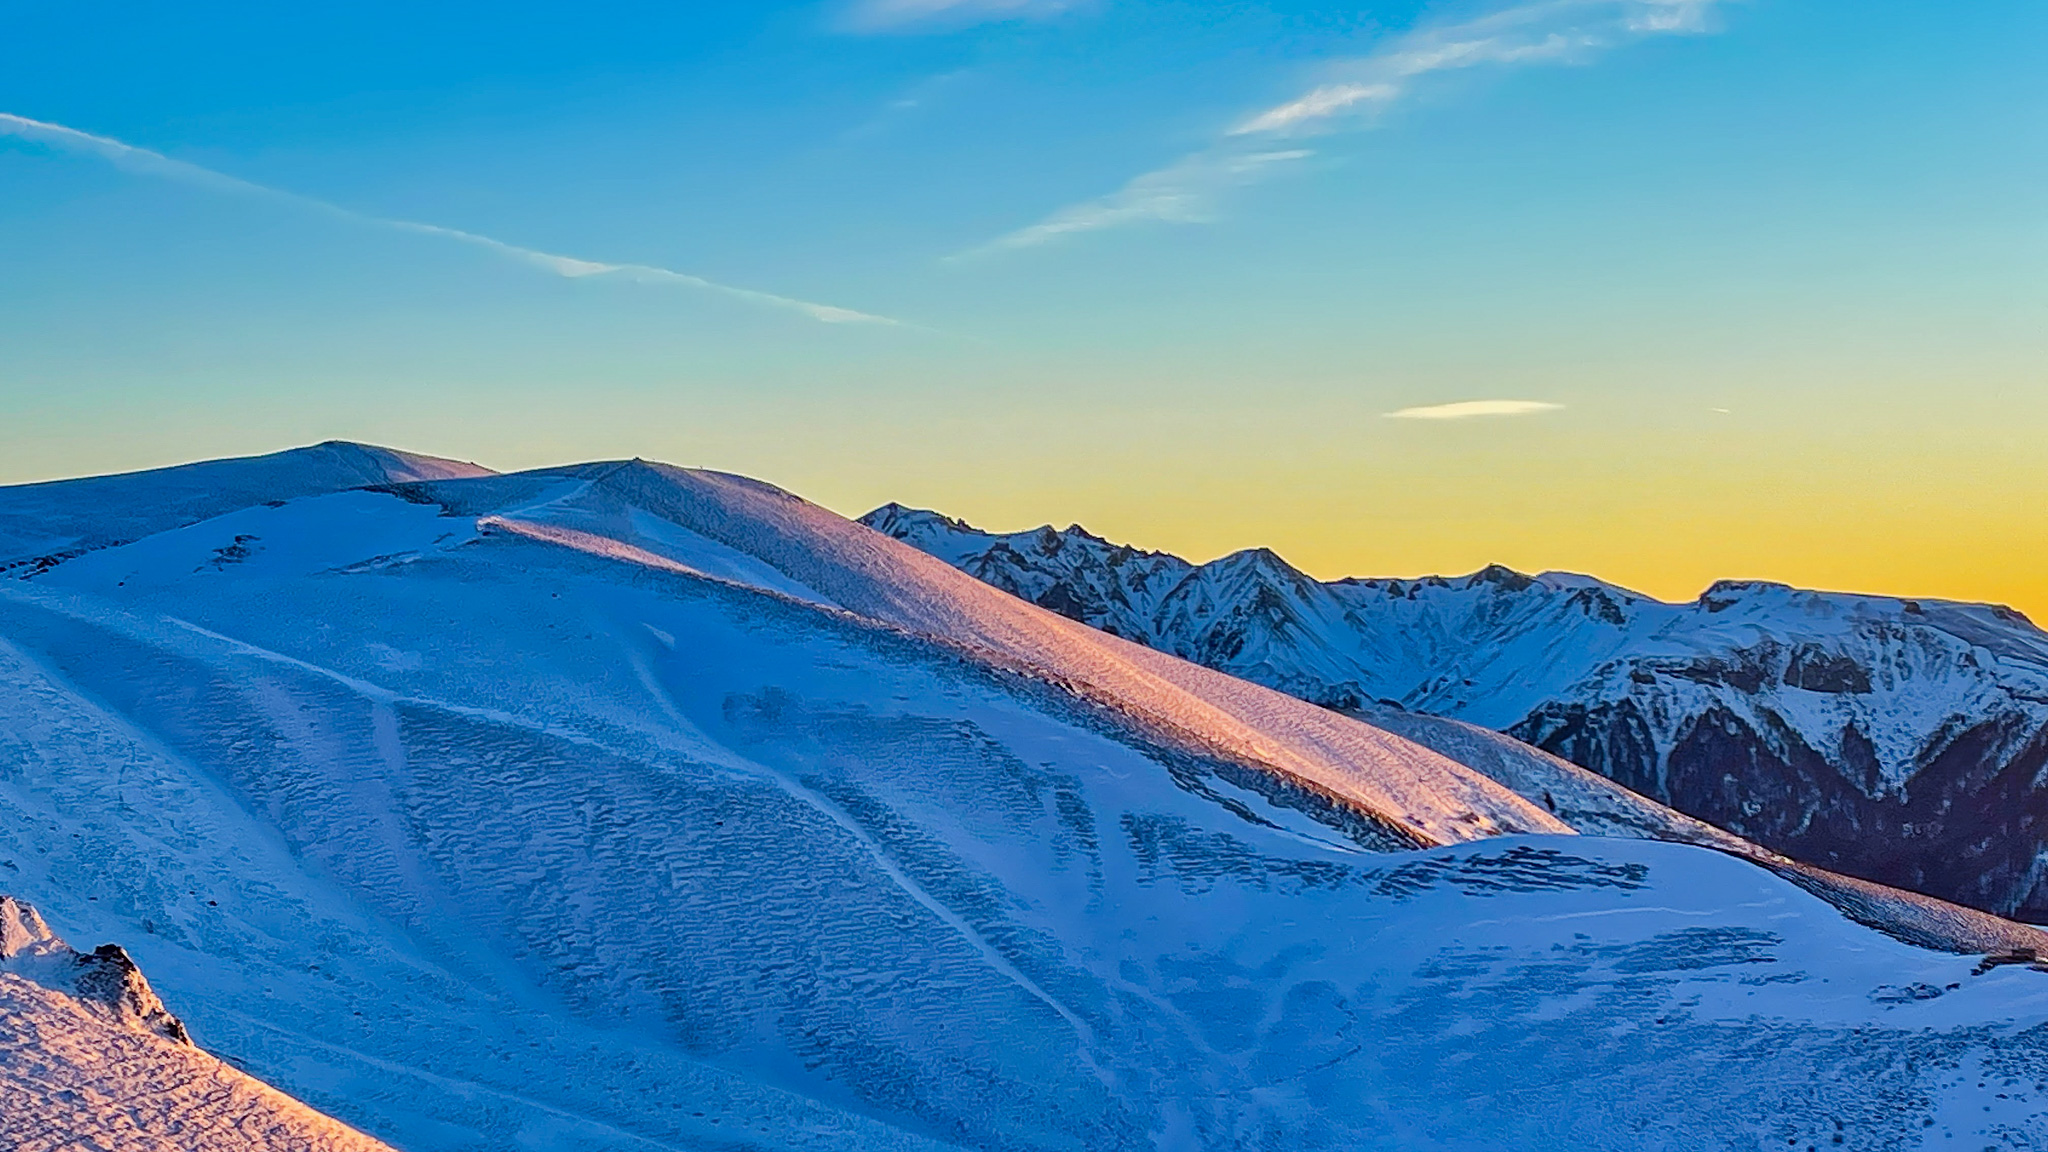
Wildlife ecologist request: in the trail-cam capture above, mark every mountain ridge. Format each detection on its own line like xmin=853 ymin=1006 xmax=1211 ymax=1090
xmin=862 ymin=503 xmax=2048 ymax=920
xmin=0 ymin=440 xmax=493 ymax=579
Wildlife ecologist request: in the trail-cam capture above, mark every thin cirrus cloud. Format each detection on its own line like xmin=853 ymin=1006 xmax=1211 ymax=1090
xmin=1384 ymin=399 xmax=1564 ymax=420
xmin=0 ymin=112 xmax=895 ymax=326
xmin=960 ymin=149 xmax=1314 ymax=257
xmin=844 ymin=0 xmax=1080 ymax=32
xmin=972 ymin=0 xmax=1731 ymax=253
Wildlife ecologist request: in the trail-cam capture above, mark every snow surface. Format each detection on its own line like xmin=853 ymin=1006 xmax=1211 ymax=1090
xmin=500 ymin=462 xmax=1574 ymax=846
xmin=0 ymin=446 xmax=2044 ymax=1151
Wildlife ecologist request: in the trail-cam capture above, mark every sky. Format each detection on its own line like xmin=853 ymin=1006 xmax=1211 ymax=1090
xmin=3 ymin=0 xmax=2045 ymax=616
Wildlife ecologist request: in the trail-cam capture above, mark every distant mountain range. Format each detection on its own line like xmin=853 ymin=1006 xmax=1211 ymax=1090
xmin=862 ymin=504 xmax=2048 ymax=921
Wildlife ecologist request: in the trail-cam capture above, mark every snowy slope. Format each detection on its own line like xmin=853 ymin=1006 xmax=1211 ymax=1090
xmin=866 ymin=506 xmax=2048 ymax=919
xmin=0 ymin=440 xmax=492 ymax=576
xmin=0 ymin=448 xmax=2044 ymax=1151
xmin=490 ymin=462 xmax=1582 ymax=847
xmin=2 ymin=896 xmax=396 ymax=1152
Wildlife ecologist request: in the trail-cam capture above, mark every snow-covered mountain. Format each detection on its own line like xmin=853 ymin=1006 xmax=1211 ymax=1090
xmin=1 ymin=895 xmax=395 ymax=1151
xmin=0 ymin=446 xmax=2044 ymax=1151
xmin=0 ymin=440 xmax=491 ymax=578
xmin=863 ymin=505 xmax=2048 ymax=921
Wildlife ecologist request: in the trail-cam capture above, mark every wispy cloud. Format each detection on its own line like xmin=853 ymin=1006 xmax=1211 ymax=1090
xmin=1230 ymin=0 xmax=1720 ymax=139
xmin=1384 ymin=399 xmax=1564 ymax=420
xmin=1229 ymin=84 xmax=1402 ymax=137
xmin=958 ymin=149 xmax=1312 ymax=258
xmin=844 ymin=0 xmax=1080 ymax=32
xmin=0 ymin=112 xmax=895 ymax=326
xmin=974 ymin=0 xmax=1730 ymax=252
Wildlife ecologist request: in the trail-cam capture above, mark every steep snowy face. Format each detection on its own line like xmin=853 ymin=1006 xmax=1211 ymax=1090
xmin=1 ymin=896 xmax=395 ymax=1151
xmin=865 ymin=507 xmax=2048 ymax=919
xmin=1 ymin=452 xmax=2045 ymax=1152
xmin=1512 ymin=581 xmax=2048 ymax=920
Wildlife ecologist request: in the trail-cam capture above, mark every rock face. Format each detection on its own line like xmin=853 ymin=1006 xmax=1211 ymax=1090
xmin=864 ymin=506 xmax=2048 ymax=920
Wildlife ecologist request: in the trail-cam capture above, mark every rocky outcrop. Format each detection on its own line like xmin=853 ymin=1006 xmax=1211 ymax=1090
xmin=1 ymin=897 xmax=398 ymax=1151
xmin=1 ymin=895 xmax=190 ymax=1043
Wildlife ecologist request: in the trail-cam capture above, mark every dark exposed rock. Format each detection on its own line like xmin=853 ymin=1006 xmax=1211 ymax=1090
xmin=1518 ymin=702 xmax=2048 ymax=921
xmin=1511 ymin=699 xmax=1664 ymax=799
xmin=1783 ymin=645 xmax=1874 ymax=694
xmin=71 ymin=944 xmax=192 ymax=1044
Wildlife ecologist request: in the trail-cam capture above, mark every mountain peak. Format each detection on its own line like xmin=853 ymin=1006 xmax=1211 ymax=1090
xmin=1701 ymin=578 xmax=1794 ymax=598
xmin=1209 ymin=546 xmax=1311 ymax=584
xmin=1464 ymin=563 xmax=1537 ymax=592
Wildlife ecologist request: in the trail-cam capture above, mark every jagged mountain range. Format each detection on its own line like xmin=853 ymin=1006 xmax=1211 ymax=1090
xmin=0 ymin=444 xmax=2044 ymax=1150
xmin=862 ymin=505 xmax=2048 ymax=921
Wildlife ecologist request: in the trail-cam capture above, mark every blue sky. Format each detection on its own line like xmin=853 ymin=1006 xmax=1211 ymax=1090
xmin=3 ymin=1 xmax=2046 ymax=610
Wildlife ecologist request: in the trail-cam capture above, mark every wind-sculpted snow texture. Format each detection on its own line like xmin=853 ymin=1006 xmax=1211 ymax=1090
xmin=0 ymin=447 xmax=2043 ymax=1151
xmin=865 ymin=506 xmax=2048 ymax=920
xmin=1 ymin=897 xmax=396 ymax=1151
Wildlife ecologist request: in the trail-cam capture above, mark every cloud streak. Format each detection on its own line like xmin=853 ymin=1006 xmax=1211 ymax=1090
xmin=1384 ymin=399 xmax=1564 ymax=420
xmin=1230 ymin=0 xmax=1720 ymax=139
xmin=0 ymin=112 xmax=895 ymax=326
xmin=975 ymin=0 xmax=1730 ymax=252
xmin=958 ymin=149 xmax=1312 ymax=257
